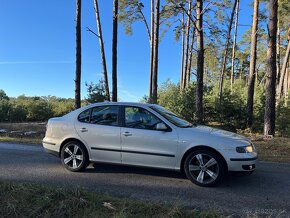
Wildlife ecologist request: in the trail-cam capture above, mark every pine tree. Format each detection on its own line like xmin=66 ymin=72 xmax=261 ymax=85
xmin=75 ymin=0 xmax=82 ymax=109
xmin=264 ymin=0 xmax=278 ymax=136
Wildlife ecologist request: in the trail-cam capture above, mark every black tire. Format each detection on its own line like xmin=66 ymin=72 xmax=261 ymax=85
xmin=61 ymin=141 xmax=89 ymax=172
xmin=184 ymin=149 xmax=226 ymax=187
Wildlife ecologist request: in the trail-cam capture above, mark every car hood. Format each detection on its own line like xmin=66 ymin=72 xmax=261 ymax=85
xmin=179 ymin=125 xmax=251 ymax=147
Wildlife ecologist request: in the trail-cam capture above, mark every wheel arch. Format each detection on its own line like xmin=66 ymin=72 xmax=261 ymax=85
xmin=180 ymin=145 xmax=228 ymax=174
xmin=59 ymin=138 xmax=89 ymax=158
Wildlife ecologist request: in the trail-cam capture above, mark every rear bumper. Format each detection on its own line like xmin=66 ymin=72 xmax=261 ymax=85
xmin=44 ymin=147 xmax=59 ymax=157
xmin=43 ymin=139 xmax=59 ymax=157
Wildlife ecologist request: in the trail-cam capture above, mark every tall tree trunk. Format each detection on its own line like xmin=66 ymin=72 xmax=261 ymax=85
xmin=186 ymin=27 xmax=195 ymax=86
xmin=94 ymin=0 xmax=110 ymax=101
xmin=149 ymin=0 xmax=155 ymax=102
xmin=276 ymin=26 xmax=280 ymax=86
xmin=264 ymin=0 xmax=278 ymax=137
xmin=230 ymin=0 xmax=239 ymax=92
xmin=180 ymin=11 xmax=185 ymax=90
xmin=218 ymin=0 xmax=238 ymax=103
xmin=151 ymin=0 xmax=160 ymax=104
xmin=204 ymin=65 xmax=208 ymax=85
xmin=285 ymin=67 xmax=290 ymax=106
xmin=182 ymin=0 xmax=192 ymax=90
xmin=246 ymin=0 xmax=259 ymax=128
xmin=277 ymin=37 xmax=290 ymax=99
xmin=240 ymin=61 xmax=243 ymax=80
xmin=112 ymin=0 xmax=118 ymax=102
xmin=75 ymin=0 xmax=82 ymax=109
xmin=196 ymin=0 xmax=204 ymax=124
xmin=255 ymin=67 xmax=259 ymax=86
xmin=284 ymin=64 xmax=289 ymax=105
xmin=288 ymin=68 xmax=290 ymax=92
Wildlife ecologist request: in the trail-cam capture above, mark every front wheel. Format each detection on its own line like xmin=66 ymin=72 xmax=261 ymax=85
xmin=184 ymin=149 xmax=226 ymax=187
xmin=61 ymin=141 xmax=89 ymax=172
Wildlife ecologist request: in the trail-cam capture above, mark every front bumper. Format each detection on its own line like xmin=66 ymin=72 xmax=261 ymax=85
xmin=227 ymin=155 xmax=257 ymax=172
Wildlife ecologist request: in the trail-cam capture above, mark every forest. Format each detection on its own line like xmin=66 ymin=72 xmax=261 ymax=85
xmin=0 ymin=0 xmax=289 ymax=137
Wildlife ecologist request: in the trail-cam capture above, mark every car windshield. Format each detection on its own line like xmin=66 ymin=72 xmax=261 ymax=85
xmin=149 ymin=105 xmax=193 ymax=128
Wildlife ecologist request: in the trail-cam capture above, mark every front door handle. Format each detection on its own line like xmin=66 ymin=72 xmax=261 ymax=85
xmin=80 ymin=128 xmax=88 ymax=132
xmin=122 ymin=131 xmax=132 ymax=136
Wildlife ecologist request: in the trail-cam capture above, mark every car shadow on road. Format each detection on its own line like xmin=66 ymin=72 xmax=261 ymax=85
xmin=86 ymin=163 xmax=188 ymax=180
xmin=85 ymin=163 xmax=251 ymax=183
xmin=86 ymin=162 xmax=257 ymax=187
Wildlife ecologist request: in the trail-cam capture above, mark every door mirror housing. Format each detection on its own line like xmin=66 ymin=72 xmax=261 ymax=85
xmin=156 ymin=123 xmax=168 ymax=131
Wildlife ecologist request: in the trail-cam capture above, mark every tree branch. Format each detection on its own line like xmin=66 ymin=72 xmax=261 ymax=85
xmin=171 ymin=2 xmax=198 ymax=30
xmin=137 ymin=6 xmax=151 ymax=40
xmin=159 ymin=18 xmax=179 ymax=26
xmin=201 ymin=1 xmax=213 ymax=15
xmin=86 ymin=27 xmax=100 ymax=38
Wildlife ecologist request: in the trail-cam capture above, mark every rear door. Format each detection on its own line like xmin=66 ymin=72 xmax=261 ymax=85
xmin=120 ymin=106 xmax=178 ymax=169
xmin=75 ymin=105 xmax=121 ymax=164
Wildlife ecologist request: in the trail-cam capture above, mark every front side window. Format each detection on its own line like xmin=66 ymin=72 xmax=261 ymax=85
xmin=91 ymin=106 xmax=118 ymax=126
xmin=125 ymin=106 xmax=163 ymax=130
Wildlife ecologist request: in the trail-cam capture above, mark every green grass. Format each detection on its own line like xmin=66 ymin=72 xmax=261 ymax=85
xmin=0 ymin=136 xmax=42 ymax=144
xmin=0 ymin=122 xmax=45 ymax=144
xmin=0 ymin=122 xmax=46 ymax=133
xmin=253 ymin=137 xmax=290 ymax=162
xmin=0 ymin=180 xmax=221 ymax=218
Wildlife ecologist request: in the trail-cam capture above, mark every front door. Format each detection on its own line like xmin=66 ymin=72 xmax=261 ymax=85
xmin=121 ymin=106 xmax=178 ymax=169
xmin=75 ymin=105 xmax=121 ymax=164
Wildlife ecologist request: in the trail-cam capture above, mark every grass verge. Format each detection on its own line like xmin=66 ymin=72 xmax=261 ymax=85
xmin=0 ymin=136 xmax=42 ymax=145
xmin=0 ymin=122 xmax=46 ymax=132
xmin=0 ymin=122 xmax=45 ymax=144
xmin=253 ymin=137 xmax=290 ymax=162
xmin=0 ymin=180 xmax=220 ymax=218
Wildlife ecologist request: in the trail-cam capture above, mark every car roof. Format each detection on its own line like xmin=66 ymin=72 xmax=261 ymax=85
xmin=86 ymin=102 xmax=156 ymax=108
xmin=65 ymin=102 xmax=160 ymax=118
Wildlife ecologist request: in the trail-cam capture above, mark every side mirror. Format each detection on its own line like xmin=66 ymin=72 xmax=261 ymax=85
xmin=156 ymin=123 xmax=168 ymax=131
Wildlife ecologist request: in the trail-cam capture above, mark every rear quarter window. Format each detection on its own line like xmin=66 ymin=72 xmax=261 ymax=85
xmin=78 ymin=109 xmax=91 ymax=123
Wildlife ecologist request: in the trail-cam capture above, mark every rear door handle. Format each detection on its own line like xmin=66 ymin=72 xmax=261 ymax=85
xmin=122 ymin=131 xmax=132 ymax=136
xmin=80 ymin=128 xmax=88 ymax=132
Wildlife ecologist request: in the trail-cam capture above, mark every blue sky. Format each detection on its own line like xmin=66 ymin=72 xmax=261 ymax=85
xmin=0 ymin=0 xmax=254 ymax=102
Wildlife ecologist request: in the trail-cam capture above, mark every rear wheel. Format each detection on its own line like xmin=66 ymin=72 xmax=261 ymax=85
xmin=61 ymin=141 xmax=89 ymax=172
xmin=184 ymin=149 xmax=226 ymax=187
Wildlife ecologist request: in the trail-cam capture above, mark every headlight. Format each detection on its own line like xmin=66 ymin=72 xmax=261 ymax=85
xmin=236 ymin=145 xmax=254 ymax=153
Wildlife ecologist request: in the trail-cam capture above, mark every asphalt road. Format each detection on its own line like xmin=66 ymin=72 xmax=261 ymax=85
xmin=0 ymin=142 xmax=289 ymax=217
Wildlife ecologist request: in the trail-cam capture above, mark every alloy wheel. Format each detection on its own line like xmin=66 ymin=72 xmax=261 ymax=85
xmin=184 ymin=150 xmax=225 ymax=186
xmin=188 ymin=153 xmax=219 ymax=184
xmin=62 ymin=143 xmax=84 ymax=170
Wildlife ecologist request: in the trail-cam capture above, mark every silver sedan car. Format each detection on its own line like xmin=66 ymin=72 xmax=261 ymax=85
xmin=43 ymin=102 xmax=257 ymax=187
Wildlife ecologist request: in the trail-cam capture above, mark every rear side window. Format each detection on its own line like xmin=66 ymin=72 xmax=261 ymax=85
xmin=78 ymin=106 xmax=119 ymax=126
xmin=91 ymin=106 xmax=118 ymax=126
